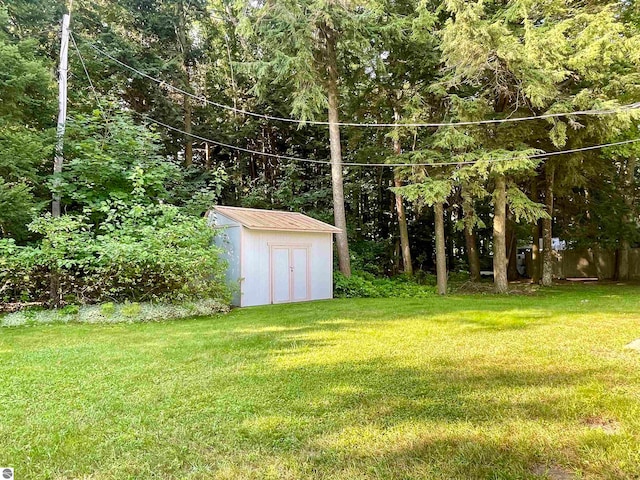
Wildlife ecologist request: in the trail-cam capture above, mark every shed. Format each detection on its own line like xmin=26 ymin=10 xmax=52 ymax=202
xmin=208 ymin=206 xmax=341 ymax=307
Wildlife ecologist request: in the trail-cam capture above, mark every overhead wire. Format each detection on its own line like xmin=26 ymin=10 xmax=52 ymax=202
xmin=71 ymin=33 xmax=640 ymax=168
xmin=124 ymin=116 xmax=640 ymax=167
xmin=75 ymin=33 xmax=640 ymax=129
xmin=70 ymin=31 xmax=106 ymax=117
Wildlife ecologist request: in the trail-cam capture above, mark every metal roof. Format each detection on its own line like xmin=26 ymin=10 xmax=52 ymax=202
xmin=211 ymin=206 xmax=341 ymax=233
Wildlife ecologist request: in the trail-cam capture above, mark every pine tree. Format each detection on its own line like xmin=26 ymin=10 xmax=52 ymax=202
xmin=0 ymin=7 xmax=54 ymax=241
xmin=235 ymin=0 xmax=390 ymax=276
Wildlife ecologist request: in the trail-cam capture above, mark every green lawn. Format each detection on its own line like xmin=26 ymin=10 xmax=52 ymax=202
xmin=2 ymin=284 xmax=640 ymax=479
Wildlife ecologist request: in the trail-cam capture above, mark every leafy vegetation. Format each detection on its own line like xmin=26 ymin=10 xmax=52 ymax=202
xmin=2 ymin=0 xmax=639 ymax=300
xmin=333 ymin=271 xmax=439 ymax=298
xmin=0 ymin=106 xmax=229 ymax=306
xmin=0 ymin=203 xmax=230 ymax=304
xmin=2 ymin=284 xmax=640 ymax=478
xmin=1 ymin=298 xmax=229 ymax=327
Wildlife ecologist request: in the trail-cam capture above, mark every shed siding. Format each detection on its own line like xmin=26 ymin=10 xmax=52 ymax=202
xmin=241 ymin=230 xmax=333 ymax=307
xmin=212 ymin=214 xmax=242 ymax=306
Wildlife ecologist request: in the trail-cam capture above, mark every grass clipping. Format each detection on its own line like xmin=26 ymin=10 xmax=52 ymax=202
xmin=1 ymin=299 xmax=230 ymax=327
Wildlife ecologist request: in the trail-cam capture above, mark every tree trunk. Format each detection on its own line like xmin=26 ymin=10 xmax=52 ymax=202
xmin=390 ymin=116 xmax=412 ymax=277
xmin=493 ymin=175 xmax=508 ymax=293
xmin=394 ymin=175 xmax=413 ymax=275
xmin=531 ymin=220 xmax=541 ymax=282
xmin=506 ymin=212 xmax=519 ymax=281
xmin=446 ymin=208 xmax=455 ymax=272
xmin=176 ymin=0 xmax=193 ymax=168
xmin=464 ymin=227 xmax=481 ymax=282
xmin=184 ymin=93 xmax=193 ymax=167
xmin=324 ymin=27 xmax=351 ymax=276
xmin=392 ymin=107 xmax=412 ymax=275
xmin=617 ymin=156 xmax=636 ymax=280
xmin=435 ymin=201 xmax=447 ymax=295
xmin=530 ymin=176 xmax=541 ymax=283
xmin=542 ymin=162 xmax=555 ymax=286
xmin=462 ymin=196 xmax=481 ymax=282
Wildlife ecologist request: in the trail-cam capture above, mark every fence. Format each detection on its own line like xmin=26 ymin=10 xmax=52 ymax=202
xmin=542 ymin=248 xmax=640 ymax=280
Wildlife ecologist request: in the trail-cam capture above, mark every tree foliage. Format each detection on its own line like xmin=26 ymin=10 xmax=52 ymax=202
xmin=2 ymin=0 xmax=640 ymax=299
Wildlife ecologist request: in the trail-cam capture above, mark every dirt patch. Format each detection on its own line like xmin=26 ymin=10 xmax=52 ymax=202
xmin=625 ymin=339 xmax=640 ymax=351
xmin=0 ymin=302 xmax=45 ymax=313
xmin=453 ymin=280 xmax=540 ymax=295
xmin=532 ymin=464 xmax=577 ymax=479
xmin=582 ymin=416 xmax=621 ymax=435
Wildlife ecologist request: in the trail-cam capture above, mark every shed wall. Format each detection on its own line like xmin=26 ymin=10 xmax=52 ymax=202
xmin=212 ymin=214 xmax=242 ymax=305
xmin=241 ymin=230 xmax=333 ymax=307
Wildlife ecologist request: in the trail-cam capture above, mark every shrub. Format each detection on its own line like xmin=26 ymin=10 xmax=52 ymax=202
xmin=333 ymin=271 xmax=380 ymax=298
xmin=0 ymin=238 xmax=48 ymax=303
xmin=348 ymin=240 xmax=392 ymax=276
xmin=0 ymin=202 xmax=230 ymax=304
xmin=334 ymin=271 xmax=436 ymax=298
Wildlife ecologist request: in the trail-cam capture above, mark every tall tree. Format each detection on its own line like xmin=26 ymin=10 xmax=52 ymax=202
xmin=439 ymin=0 xmax=640 ymax=289
xmin=493 ymin=174 xmax=508 ymax=292
xmin=236 ymin=0 xmax=391 ymax=276
xmin=541 ymin=162 xmax=555 ymax=286
xmin=0 ymin=6 xmax=54 ymax=241
xmin=393 ymin=177 xmax=452 ymax=294
xmin=618 ymin=154 xmax=638 ymax=280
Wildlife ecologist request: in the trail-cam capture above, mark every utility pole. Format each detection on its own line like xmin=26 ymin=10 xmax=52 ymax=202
xmin=52 ymin=11 xmax=71 ymax=218
xmin=50 ymin=10 xmax=71 ymax=305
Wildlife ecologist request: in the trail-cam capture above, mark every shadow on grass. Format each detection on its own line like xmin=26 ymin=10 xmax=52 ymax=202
xmin=4 ymin=288 xmax=638 ymax=479
xmin=223 ymin=297 xmax=556 ymax=337
xmin=207 ymin=354 xmax=605 ymax=479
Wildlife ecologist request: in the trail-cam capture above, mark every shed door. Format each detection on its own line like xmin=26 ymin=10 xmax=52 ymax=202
xmin=291 ymin=247 xmax=309 ymax=301
xmin=271 ymin=245 xmax=309 ymax=304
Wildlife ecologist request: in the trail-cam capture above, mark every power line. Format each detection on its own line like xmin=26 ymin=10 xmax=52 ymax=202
xmin=110 ymin=110 xmax=640 ymax=168
xmin=70 ymin=32 xmax=106 ymax=117
xmin=76 ymin=34 xmax=640 ymax=129
xmin=71 ymin=36 xmax=640 ymax=168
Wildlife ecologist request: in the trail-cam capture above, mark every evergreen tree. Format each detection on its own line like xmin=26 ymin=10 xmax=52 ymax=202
xmin=236 ymin=0 xmax=387 ymax=276
xmin=0 ymin=7 xmax=55 ymax=241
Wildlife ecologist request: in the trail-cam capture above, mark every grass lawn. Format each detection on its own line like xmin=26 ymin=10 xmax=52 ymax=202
xmin=2 ymin=284 xmax=640 ymax=479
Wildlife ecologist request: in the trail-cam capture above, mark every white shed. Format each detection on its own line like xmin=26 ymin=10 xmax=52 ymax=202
xmin=209 ymin=206 xmax=341 ymax=307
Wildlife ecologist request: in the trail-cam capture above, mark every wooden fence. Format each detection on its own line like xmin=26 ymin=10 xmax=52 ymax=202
xmin=527 ymin=248 xmax=640 ymax=280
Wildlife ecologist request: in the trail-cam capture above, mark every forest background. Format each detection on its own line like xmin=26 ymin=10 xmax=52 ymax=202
xmin=1 ymin=0 xmax=639 ymax=304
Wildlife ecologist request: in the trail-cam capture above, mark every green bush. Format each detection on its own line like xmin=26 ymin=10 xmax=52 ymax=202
xmin=0 ymin=202 xmax=230 ymax=304
xmin=334 ymin=271 xmax=436 ymax=298
xmin=348 ymin=240 xmax=392 ymax=276
xmin=333 ymin=271 xmax=380 ymax=297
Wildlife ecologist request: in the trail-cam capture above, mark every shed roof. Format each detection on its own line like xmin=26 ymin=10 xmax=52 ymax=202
xmin=211 ymin=206 xmax=341 ymax=234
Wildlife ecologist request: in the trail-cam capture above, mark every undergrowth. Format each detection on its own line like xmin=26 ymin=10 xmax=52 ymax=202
xmin=334 ymin=271 xmax=470 ymax=298
xmin=0 ymin=298 xmax=229 ymax=327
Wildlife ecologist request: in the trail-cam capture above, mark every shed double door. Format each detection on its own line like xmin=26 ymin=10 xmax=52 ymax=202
xmin=271 ymin=245 xmax=310 ymax=303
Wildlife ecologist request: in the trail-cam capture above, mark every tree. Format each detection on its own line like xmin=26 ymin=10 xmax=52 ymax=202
xmin=357 ymin=0 xmax=441 ymax=276
xmin=235 ymin=0 xmax=390 ymax=276
xmin=393 ymin=177 xmax=452 ymax=294
xmin=3 ymin=0 xmax=640 ymax=289
xmin=617 ymin=153 xmax=638 ymax=280
xmin=459 ymin=180 xmax=485 ymax=282
xmin=57 ymin=111 xmax=226 ymax=221
xmin=438 ymin=0 xmax=640 ymax=289
xmin=0 ymin=7 xmax=54 ymax=241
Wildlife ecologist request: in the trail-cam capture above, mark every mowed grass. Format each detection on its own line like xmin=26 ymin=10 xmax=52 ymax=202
xmin=2 ymin=284 xmax=640 ymax=479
